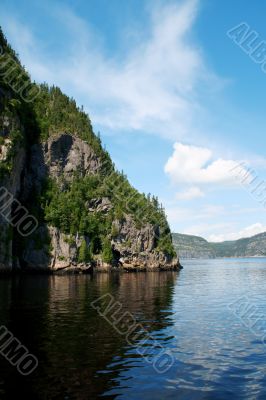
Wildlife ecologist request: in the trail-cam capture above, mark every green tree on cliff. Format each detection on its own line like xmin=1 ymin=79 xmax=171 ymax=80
xmin=102 ymin=238 xmax=113 ymax=263
xmin=78 ymin=239 xmax=91 ymax=263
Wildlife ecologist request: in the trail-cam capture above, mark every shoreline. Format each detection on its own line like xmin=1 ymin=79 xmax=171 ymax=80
xmin=0 ymin=263 xmax=183 ymax=276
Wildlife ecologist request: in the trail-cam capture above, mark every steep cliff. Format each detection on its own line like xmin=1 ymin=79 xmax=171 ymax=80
xmin=0 ymin=28 xmax=180 ymax=273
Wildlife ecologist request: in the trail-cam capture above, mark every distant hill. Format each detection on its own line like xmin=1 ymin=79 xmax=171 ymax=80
xmin=172 ymin=233 xmax=215 ymax=259
xmin=173 ymin=232 xmax=266 ymax=258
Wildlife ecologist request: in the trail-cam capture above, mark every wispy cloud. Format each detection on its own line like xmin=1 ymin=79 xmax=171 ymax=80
xmin=165 ymin=203 xmax=225 ymax=225
xmin=1 ymin=0 xmax=222 ymax=140
xmin=208 ymin=222 xmax=266 ymax=242
xmin=175 ymin=186 xmax=204 ymax=200
xmin=165 ymin=201 xmax=264 ymax=238
xmin=182 ymin=222 xmax=232 ymax=238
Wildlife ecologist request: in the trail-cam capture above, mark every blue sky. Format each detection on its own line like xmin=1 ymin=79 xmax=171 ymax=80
xmin=2 ymin=0 xmax=266 ymax=241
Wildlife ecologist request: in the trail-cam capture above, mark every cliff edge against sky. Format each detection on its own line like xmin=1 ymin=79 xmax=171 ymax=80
xmin=0 ymin=28 xmax=180 ymax=273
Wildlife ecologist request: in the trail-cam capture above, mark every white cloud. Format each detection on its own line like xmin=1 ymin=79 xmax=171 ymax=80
xmin=166 ymin=202 xmax=266 ymax=240
xmin=164 ymin=142 xmax=249 ymax=185
xmin=182 ymin=222 xmax=231 ymax=238
xmin=0 ymin=0 xmax=221 ymax=139
xmin=208 ymin=223 xmax=266 ymax=242
xmin=175 ymin=186 xmax=204 ymax=200
xmin=165 ymin=206 xmax=195 ymax=224
xmin=164 ymin=203 xmax=225 ymax=227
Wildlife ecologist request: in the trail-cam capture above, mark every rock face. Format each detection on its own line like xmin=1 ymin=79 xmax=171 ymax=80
xmin=23 ymin=226 xmax=92 ymax=272
xmin=22 ymin=134 xmax=102 ymax=195
xmin=19 ymin=133 xmax=100 ymax=272
xmin=45 ymin=134 xmax=102 ymax=181
xmin=15 ymin=133 xmax=180 ymax=273
xmin=110 ymin=216 xmax=179 ymax=270
xmin=0 ymin=117 xmax=26 ymax=272
xmin=87 ymin=198 xmax=113 ymax=213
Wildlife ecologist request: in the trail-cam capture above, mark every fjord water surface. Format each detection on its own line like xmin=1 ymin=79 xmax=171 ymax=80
xmin=1 ymin=258 xmax=266 ymax=399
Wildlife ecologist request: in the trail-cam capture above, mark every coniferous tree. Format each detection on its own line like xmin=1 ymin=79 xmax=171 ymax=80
xmin=78 ymin=240 xmax=91 ymax=263
xmin=102 ymin=239 xmax=113 ymax=263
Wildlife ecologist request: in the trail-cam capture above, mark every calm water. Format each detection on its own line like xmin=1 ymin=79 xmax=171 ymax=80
xmin=1 ymin=259 xmax=266 ymax=399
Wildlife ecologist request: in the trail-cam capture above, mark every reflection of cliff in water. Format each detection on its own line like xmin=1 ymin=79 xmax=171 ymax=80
xmin=0 ymin=271 xmax=179 ymax=399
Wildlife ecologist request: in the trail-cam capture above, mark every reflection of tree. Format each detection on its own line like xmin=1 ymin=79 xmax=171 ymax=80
xmin=0 ymin=275 xmax=52 ymax=400
xmin=0 ymin=271 xmax=179 ymax=399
